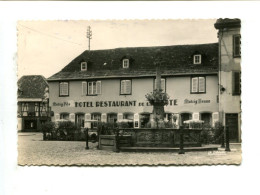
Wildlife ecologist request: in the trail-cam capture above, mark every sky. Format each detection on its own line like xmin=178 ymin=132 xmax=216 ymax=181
xmin=17 ymin=19 xmax=218 ymax=79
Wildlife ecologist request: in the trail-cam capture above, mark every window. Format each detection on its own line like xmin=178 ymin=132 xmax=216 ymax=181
xmin=233 ymin=35 xmax=241 ymax=57
xmin=120 ymin=80 xmax=131 ymax=95
xmin=107 ymin=113 xmax=117 ymax=124
xmin=154 ymin=78 xmax=166 ymax=93
xmin=193 ymin=55 xmax=201 ymax=64
xmin=123 ymin=113 xmax=134 ymax=128
xmin=81 ymin=62 xmax=87 ymax=71
xmin=180 ymin=113 xmax=192 ymax=126
xmin=122 ymin=59 xmax=129 ymax=68
xmin=60 ymin=113 xmax=69 ymax=120
xmin=233 ymin=72 xmax=241 ymax=95
xmin=87 ymin=81 xmax=101 ymax=95
xmin=76 ymin=114 xmax=85 ymax=128
xmin=191 ymin=76 xmax=206 ymax=93
xmin=91 ymin=113 xmax=101 ymax=128
xmin=140 ymin=113 xmax=150 ymax=128
xmin=201 ymin=113 xmax=212 ymax=127
xmin=59 ymin=82 xmax=69 ymax=96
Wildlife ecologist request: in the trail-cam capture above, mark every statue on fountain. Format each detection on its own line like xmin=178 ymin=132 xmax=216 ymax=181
xmin=145 ymin=53 xmax=170 ymax=129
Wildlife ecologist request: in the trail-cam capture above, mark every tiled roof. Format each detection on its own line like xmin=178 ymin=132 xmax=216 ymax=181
xmin=18 ymin=75 xmax=48 ymax=99
xmin=214 ymin=18 xmax=241 ymax=29
xmin=48 ymin=43 xmax=219 ymax=81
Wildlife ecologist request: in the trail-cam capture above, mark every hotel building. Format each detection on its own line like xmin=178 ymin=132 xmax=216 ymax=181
xmin=47 ymin=19 xmax=241 ymax=142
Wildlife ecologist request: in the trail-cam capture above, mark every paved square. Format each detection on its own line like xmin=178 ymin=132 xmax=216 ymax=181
xmin=18 ymin=132 xmax=241 ymax=166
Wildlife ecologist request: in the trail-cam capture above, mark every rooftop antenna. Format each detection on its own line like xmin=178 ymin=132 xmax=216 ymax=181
xmin=86 ymin=26 xmax=92 ymax=51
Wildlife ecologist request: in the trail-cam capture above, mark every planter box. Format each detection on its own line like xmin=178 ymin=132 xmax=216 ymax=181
xmin=99 ymin=135 xmax=132 ymax=152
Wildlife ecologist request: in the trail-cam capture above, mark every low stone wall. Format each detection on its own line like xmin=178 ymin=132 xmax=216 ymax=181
xmin=99 ymin=128 xmax=202 ymax=150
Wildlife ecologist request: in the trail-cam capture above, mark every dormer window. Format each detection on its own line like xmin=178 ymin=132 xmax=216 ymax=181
xmin=193 ymin=54 xmax=201 ymax=64
xmin=81 ymin=62 xmax=87 ymax=71
xmin=122 ymin=59 xmax=129 ymax=68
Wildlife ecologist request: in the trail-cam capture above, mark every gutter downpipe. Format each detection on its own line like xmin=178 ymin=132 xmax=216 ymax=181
xmin=218 ymin=29 xmax=223 ymax=125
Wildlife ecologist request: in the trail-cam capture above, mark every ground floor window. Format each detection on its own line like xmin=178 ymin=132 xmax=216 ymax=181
xmin=180 ymin=113 xmax=192 ymax=126
xmin=107 ymin=113 xmax=117 ymax=123
xmin=75 ymin=113 xmax=84 ymax=128
xmin=201 ymin=113 xmax=212 ymax=127
xmin=140 ymin=113 xmax=150 ymax=128
xmin=91 ymin=113 xmax=101 ymax=128
xmin=164 ymin=113 xmax=173 ymax=122
xmin=60 ymin=113 xmax=69 ymax=120
xmin=123 ymin=113 xmax=134 ymax=128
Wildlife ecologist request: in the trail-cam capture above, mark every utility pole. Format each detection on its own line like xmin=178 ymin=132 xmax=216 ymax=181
xmin=86 ymin=26 xmax=92 ymax=51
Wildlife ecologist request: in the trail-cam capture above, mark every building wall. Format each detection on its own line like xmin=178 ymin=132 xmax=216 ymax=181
xmin=165 ymin=75 xmax=218 ymax=113
xmin=218 ymin=27 xmax=241 ymax=142
xmin=219 ymin=27 xmax=241 ymax=113
xmin=49 ymin=75 xmax=219 ymax=126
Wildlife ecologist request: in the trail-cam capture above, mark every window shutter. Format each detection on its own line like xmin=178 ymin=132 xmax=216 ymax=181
xmin=125 ymin=80 xmax=131 ymax=94
xmin=118 ymin=113 xmax=123 ymax=122
xmin=82 ymin=82 xmax=87 ymax=96
xmin=198 ymin=77 xmax=205 ymax=92
xmin=85 ymin=113 xmax=91 ymax=128
xmin=101 ymin=113 xmax=107 ymax=122
xmin=96 ymin=81 xmax=102 ymax=94
xmin=192 ymin=113 xmax=200 ymax=120
xmin=212 ymin=112 xmax=219 ymax=127
xmin=88 ymin=82 xmax=92 ymax=95
xmin=85 ymin=113 xmax=91 ymax=121
xmin=234 ymin=35 xmax=241 ymax=57
xmin=161 ymin=78 xmax=165 ymax=93
xmin=192 ymin=77 xmax=198 ymax=93
xmin=69 ymin=113 xmax=75 ymax=123
xmin=121 ymin=80 xmax=125 ymax=94
xmin=134 ymin=113 xmax=139 ymax=128
xmin=233 ymin=72 xmax=241 ymax=95
xmin=55 ymin=113 xmax=60 ymax=121
xmin=174 ymin=114 xmax=180 ymax=128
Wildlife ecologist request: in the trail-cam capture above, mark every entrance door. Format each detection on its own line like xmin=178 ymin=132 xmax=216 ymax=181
xmin=24 ymin=119 xmax=37 ymax=131
xmin=225 ymin=114 xmax=239 ymax=142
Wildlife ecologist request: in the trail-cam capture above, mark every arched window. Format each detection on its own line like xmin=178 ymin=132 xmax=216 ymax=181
xmin=91 ymin=113 xmax=101 ymax=129
xmin=75 ymin=113 xmax=85 ymax=128
xmin=180 ymin=113 xmax=192 ymax=126
xmin=122 ymin=59 xmax=129 ymax=68
xmin=60 ymin=113 xmax=69 ymax=120
xmin=123 ymin=112 xmax=134 ymax=128
xmin=81 ymin=62 xmax=87 ymax=71
xmin=140 ymin=113 xmax=151 ymax=128
xmin=201 ymin=112 xmax=212 ymax=127
xmin=107 ymin=113 xmax=117 ymax=124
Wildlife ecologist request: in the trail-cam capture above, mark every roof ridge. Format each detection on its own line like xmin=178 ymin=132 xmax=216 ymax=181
xmin=81 ymin=42 xmax=218 ymax=52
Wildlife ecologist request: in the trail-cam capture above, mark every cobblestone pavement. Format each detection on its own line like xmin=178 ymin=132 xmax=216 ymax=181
xmin=18 ymin=132 xmax=242 ymax=166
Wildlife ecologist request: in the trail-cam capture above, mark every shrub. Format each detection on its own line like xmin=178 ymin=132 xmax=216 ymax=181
xmin=57 ymin=121 xmax=79 ymax=140
xmin=40 ymin=121 xmax=55 ymax=133
xmin=189 ymin=121 xmax=203 ymax=129
xmin=165 ymin=121 xmax=177 ymax=129
xmin=117 ymin=122 xmax=131 ymax=129
xmin=200 ymin=122 xmax=224 ymax=144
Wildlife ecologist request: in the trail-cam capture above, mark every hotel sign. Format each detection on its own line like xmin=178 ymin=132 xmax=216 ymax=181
xmin=184 ymin=99 xmax=210 ymax=104
xmin=52 ymin=99 xmax=178 ymax=108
